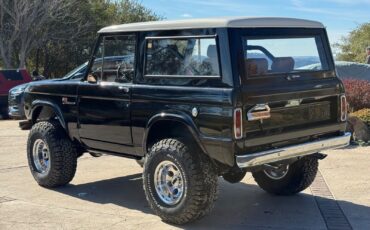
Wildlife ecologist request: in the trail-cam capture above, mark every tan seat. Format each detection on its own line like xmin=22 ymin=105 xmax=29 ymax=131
xmin=245 ymin=58 xmax=268 ymax=76
xmin=271 ymin=57 xmax=295 ymax=73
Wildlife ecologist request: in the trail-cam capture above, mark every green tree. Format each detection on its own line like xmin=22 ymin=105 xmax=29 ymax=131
xmin=0 ymin=0 xmax=89 ymax=69
xmin=113 ymin=0 xmax=162 ymax=23
xmin=0 ymin=0 xmax=162 ymax=77
xmin=33 ymin=0 xmax=162 ymax=77
xmin=335 ymin=22 xmax=370 ymax=63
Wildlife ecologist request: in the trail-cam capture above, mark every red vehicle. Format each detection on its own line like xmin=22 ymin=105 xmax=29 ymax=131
xmin=0 ymin=69 xmax=32 ymax=117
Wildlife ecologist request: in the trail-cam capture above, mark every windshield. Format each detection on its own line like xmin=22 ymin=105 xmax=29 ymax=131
xmin=62 ymin=62 xmax=87 ymax=80
xmin=243 ymin=36 xmax=329 ymax=77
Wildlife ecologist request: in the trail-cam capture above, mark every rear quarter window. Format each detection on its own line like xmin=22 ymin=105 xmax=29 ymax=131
xmin=144 ymin=36 xmax=220 ymax=78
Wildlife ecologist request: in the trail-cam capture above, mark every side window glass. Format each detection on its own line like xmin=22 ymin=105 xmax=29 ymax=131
xmin=145 ymin=37 xmax=220 ymax=77
xmin=87 ymin=41 xmax=103 ymax=83
xmin=87 ymin=35 xmax=136 ymax=83
xmin=102 ymin=35 xmax=136 ymax=83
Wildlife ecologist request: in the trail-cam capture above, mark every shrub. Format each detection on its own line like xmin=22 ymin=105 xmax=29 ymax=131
xmin=351 ymin=108 xmax=370 ymax=126
xmin=342 ymin=79 xmax=370 ymax=111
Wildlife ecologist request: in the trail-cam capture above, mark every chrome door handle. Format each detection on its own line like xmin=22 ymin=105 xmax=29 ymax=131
xmin=62 ymin=97 xmax=76 ymax=105
xmin=118 ymin=86 xmax=130 ymax=93
xmin=247 ymin=104 xmax=271 ymax=121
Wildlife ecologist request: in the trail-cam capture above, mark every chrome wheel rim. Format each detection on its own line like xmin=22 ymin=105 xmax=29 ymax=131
xmin=154 ymin=160 xmax=185 ymax=205
xmin=32 ymin=139 xmax=50 ymax=174
xmin=263 ymin=163 xmax=289 ymax=180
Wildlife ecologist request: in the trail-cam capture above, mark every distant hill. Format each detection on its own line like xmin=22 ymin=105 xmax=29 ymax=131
xmin=247 ymin=53 xmax=320 ymax=68
xmin=302 ymin=61 xmax=370 ymax=80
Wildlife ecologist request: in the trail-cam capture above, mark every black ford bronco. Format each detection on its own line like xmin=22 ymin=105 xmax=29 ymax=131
xmin=22 ymin=17 xmax=351 ymax=224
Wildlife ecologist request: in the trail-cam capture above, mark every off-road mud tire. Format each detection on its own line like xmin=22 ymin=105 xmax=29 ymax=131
xmin=27 ymin=121 xmax=77 ymax=188
xmin=252 ymin=156 xmax=318 ymax=195
xmin=143 ymin=138 xmax=218 ymax=225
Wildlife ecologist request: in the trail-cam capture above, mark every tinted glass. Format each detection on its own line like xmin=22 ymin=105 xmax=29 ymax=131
xmin=62 ymin=63 xmax=87 ymax=80
xmin=145 ymin=37 xmax=220 ymax=77
xmin=243 ymin=36 xmax=329 ymax=77
xmin=102 ymin=35 xmax=135 ymax=83
xmin=87 ymin=35 xmax=136 ymax=83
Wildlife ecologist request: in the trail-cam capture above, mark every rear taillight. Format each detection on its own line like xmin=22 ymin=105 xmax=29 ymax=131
xmin=340 ymin=95 xmax=347 ymax=121
xmin=234 ymin=108 xmax=243 ymax=139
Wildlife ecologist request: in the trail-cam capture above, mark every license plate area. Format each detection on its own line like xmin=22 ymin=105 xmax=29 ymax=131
xmin=308 ymin=102 xmax=331 ymax=121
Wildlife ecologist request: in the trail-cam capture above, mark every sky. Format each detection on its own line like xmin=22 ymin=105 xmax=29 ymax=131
xmin=141 ymin=0 xmax=370 ymax=47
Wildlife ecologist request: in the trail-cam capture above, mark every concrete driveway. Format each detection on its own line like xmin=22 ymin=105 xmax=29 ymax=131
xmin=0 ymin=120 xmax=369 ymax=229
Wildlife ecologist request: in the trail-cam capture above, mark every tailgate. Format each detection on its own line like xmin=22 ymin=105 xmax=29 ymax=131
xmin=234 ymin=28 xmax=346 ymax=152
xmin=240 ymin=76 xmax=343 ymax=143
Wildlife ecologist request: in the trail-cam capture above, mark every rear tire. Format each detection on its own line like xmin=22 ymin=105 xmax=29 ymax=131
xmin=27 ymin=121 xmax=77 ymax=188
xmin=143 ymin=138 xmax=218 ymax=225
xmin=252 ymin=156 xmax=318 ymax=195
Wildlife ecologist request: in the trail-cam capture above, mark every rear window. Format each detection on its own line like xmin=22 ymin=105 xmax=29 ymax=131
xmin=144 ymin=36 xmax=220 ymax=77
xmin=0 ymin=70 xmax=24 ymax=81
xmin=243 ymin=36 xmax=329 ymax=77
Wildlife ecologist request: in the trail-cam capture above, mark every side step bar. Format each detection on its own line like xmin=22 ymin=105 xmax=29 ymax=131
xmin=236 ymin=132 xmax=351 ymax=168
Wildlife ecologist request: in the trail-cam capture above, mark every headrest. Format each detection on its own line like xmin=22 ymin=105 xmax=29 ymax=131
xmin=271 ymin=57 xmax=295 ymax=73
xmin=207 ymin=45 xmax=217 ymax=58
xmin=245 ymin=58 xmax=268 ymax=76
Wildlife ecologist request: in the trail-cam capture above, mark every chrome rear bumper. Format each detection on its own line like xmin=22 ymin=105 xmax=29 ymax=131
xmin=236 ymin=132 xmax=351 ymax=168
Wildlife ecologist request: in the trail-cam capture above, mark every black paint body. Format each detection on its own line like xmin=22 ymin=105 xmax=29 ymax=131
xmin=23 ymin=27 xmax=346 ymax=167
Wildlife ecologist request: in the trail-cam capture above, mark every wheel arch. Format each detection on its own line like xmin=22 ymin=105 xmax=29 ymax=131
xmin=143 ymin=112 xmax=207 ymax=154
xmin=30 ymin=100 xmax=67 ymax=131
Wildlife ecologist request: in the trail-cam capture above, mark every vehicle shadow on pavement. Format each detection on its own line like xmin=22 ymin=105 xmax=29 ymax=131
xmin=54 ymin=173 xmax=152 ymax=214
xmin=53 ymin=173 xmax=370 ymax=229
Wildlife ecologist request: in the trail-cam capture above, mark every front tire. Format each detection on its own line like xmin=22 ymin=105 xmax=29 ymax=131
xmin=252 ymin=156 xmax=318 ymax=195
xmin=27 ymin=121 xmax=77 ymax=188
xmin=143 ymin=139 xmax=218 ymax=225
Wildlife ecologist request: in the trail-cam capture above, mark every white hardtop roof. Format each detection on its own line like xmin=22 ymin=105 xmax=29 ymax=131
xmin=99 ymin=17 xmax=324 ymax=33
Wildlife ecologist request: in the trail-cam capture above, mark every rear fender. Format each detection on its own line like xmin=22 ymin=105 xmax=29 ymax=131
xmin=143 ymin=111 xmax=207 ymax=154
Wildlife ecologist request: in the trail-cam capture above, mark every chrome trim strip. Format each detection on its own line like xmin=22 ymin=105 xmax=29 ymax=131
xmin=145 ymin=35 xmax=217 ymax=40
xmin=29 ymin=92 xmax=129 ymax=102
xmin=236 ymin=132 xmax=351 ymax=168
xmin=79 ymin=95 xmax=130 ymax=101
xmin=29 ymin=92 xmax=76 ymax=97
xmin=132 ymin=84 xmax=233 ymax=91
xmin=144 ymin=74 xmax=221 ymax=79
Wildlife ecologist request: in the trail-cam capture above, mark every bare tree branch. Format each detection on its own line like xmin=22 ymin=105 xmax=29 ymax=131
xmin=0 ymin=0 xmax=90 ymax=68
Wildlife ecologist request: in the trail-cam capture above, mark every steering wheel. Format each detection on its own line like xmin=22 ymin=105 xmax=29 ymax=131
xmin=116 ymin=62 xmax=131 ymax=82
xmin=182 ymin=60 xmax=202 ymax=76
